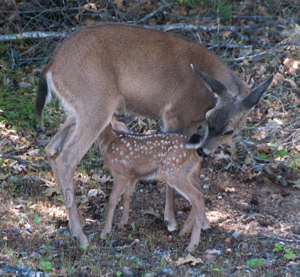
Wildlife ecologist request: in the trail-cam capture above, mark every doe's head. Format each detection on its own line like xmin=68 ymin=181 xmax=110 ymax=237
xmin=187 ymin=68 xmax=273 ymax=157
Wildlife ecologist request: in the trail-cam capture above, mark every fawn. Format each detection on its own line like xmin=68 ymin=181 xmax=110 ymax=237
xmin=97 ymin=117 xmax=211 ymax=253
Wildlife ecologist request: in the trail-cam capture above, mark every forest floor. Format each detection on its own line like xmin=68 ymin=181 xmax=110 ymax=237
xmin=1 ymin=0 xmax=300 ymax=276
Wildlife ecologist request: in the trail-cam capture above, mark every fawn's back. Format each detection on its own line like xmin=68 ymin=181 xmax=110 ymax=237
xmin=98 ymin=124 xmax=202 ymax=185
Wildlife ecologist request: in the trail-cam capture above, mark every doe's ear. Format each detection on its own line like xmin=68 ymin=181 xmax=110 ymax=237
xmin=186 ymin=134 xmax=202 ymax=149
xmin=111 ymin=118 xmax=130 ymax=133
xmin=242 ymin=75 xmax=273 ymax=109
xmin=191 ymin=64 xmax=228 ymax=97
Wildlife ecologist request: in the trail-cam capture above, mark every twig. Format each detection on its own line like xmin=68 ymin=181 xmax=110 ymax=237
xmin=120 ymin=1 xmax=149 ymax=21
xmin=137 ymin=3 xmax=174 ymax=24
xmin=260 ymin=233 xmax=300 ymax=243
xmin=0 ymin=154 xmax=51 ymax=170
xmin=237 ymin=134 xmax=255 ymax=166
xmin=230 ymin=26 xmax=300 ymax=61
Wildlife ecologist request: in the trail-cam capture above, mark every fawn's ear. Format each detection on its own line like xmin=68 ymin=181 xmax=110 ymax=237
xmin=186 ymin=134 xmax=202 ymax=149
xmin=111 ymin=118 xmax=130 ymax=133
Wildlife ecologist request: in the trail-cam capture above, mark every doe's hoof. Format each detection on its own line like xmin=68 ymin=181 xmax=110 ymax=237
xmin=202 ymin=228 xmax=215 ymax=234
xmin=172 ymin=230 xmax=179 ymax=236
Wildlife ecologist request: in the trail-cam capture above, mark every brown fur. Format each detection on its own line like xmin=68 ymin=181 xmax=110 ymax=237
xmin=36 ymin=24 xmax=273 ymax=247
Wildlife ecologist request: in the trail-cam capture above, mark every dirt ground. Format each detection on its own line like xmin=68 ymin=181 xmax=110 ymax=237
xmin=1 ymin=0 xmax=300 ymax=276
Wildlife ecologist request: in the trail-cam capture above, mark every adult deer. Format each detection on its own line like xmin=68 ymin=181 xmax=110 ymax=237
xmin=97 ymin=117 xmax=210 ymax=253
xmin=36 ymin=23 xmax=273 ymax=248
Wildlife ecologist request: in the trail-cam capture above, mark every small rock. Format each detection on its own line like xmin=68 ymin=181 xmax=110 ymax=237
xmin=241 ymin=242 xmax=248 ymax=250
xmin=9 ymin=226 xmax=21 ymax=236
xmin=162 ymin=268 xmax=174 ymax=275
xmin=123 ymin=266 xmax=133 ymax=276
xmin=221 ymin=268 xmax=232 ymax=277
xmin=203 ymin=184 xmax=210 ymax=190
xmin=225 ymin=237 xmax=231 ymax=244
xmin=232 ymin=231 xmax=241 ymax=239
xmin=88 ymin=189 xmax=98 ymax=198
xmin=28 ymin=148 xmax=40 ymax=156
xmin=144 ymin=273 xmax=155 ymax=277
xmin=217 ymin=195 xmax=223 ymax=200
xmin=18 ymin=81 xmax=32 ymax=88
xmin=38 ymin=225 xmax=46 ymax=233
xmin=56 ymin=239 xmax=64 ymax=245
xmin=31 ymin=252 xmax=42 ymax=259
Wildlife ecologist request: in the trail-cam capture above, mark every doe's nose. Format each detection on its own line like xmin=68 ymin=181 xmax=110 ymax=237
xmin=196 ymin=147 xmax=208 ymax=158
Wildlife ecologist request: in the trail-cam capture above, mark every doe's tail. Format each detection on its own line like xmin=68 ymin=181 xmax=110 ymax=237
xmin=35 ymin=72 xmax=48 ymax=130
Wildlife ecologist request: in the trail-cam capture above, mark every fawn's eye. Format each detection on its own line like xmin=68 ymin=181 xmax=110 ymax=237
xmin=223 ymin=130 xmax=234 ymax=136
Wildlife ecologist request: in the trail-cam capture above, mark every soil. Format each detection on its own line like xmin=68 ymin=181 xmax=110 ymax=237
xmin=1 ymin=0 xmax=300 ymax=276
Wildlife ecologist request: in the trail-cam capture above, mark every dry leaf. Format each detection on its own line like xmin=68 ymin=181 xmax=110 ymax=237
xmin=141 ymin=208 xmax=162 ymax=219
xmin=79 ymin=202 xmax=91 ymax=210
xmin=244 ymin=154 xmax=253 ymax=165
xmin=265 ymin=118 xmax=283 ymax=129
xmin=283 ymin=58 xmax=300 ymax=75
xmin=175 ymin=253 xmax=203 ymax=266
xmin=222 ymin=30 xmax=232 ymax=40
xmin=257 ymin=6 xmax=268 ymax=16
xmin=206 ymin=249 xmax=222 ymax=255
xmin=224 ymin=187 xmax=235 ymax=193
xmin=215 ymin=151 xmax=230 ymax=160
xmin=0 ymin=173 xmax=10 ymax=180
xmin=205 ymin=253 xmax=217 ymax=263
xmin=289 ymin=24 xmax=300 ymax=44
xmin=44 ymin=187 xmax=60 ymax=197
xmin=162 ymin=253 xmax=172 ymax=264
xmin=92 ymin=174 xmax=113 ymax=183
xmin=271 ymin=72 xmax=285 ymax=88
xmin=28 ymin=149 xmax=40 ymax=156
xmin=225 ymin=237 xmax=231 ymax=244
xmin=113 ymin=0 xmax=123 ymax=8
xmin=293 ymin=179 xmax=300 ymax=189
xmin=88 ymin=188 xmax=106 ymax=198
xmin=285 ymin=79 xmax=298 ymax=89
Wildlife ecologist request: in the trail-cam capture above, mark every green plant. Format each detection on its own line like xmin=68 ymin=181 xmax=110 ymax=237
xmin=33 ymin=215 xmax=41 ymax=225
xmin=284 ymin=248 xmax=296 ymax=260
xmin=256 ymin=153 xmax=266 ymax=160
xmin=273 ymin=242 xmax=284 ymax=252
xmin=263 ymin=176 xmax=269 ymax=183
xmin=274 ymin=149 xmax=289 ymax=158
xmin=81 ymin=244 xmax=88 ymax=251
xmin=116 ymin=271 xmax=122 ymax=276
xmin=103 ymin=235 xmax=111 ymax=246
xmin=39 ymin=261 xmax=53 ymax=271
xmin=246 ymin=258 xmax=263 ymax=267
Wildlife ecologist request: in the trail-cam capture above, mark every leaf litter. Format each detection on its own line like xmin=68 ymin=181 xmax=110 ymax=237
xmin=0 ymin=0 xmax=300 ymax=276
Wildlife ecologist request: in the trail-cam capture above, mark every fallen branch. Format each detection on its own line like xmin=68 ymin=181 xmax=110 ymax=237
xmin=0 ymin=30 xmax=73 ymax=41
xmin=0 ymin=153 xmax=51 ymax=170
xmin=0 ymin=23 xmax=262 ymax=41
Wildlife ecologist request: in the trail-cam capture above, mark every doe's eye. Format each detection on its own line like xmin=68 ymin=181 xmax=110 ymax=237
xmin=224 ymin=130 xmax=234 ymax=136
